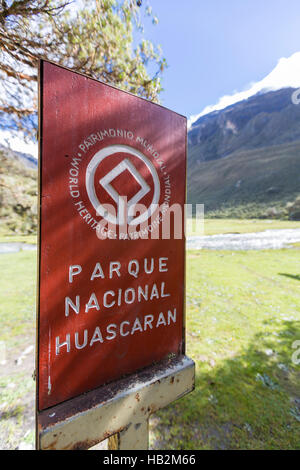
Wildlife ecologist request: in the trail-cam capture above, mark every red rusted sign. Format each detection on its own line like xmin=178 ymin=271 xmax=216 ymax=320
xmin=37 ymin=60 xmax=187 ymax=411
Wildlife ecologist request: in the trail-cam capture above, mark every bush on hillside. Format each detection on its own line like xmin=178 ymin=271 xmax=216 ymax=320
xmin=286 ymin=195 xmax=300 ymax=220
xmin=0 ymin=152 xmax=37 ymax=234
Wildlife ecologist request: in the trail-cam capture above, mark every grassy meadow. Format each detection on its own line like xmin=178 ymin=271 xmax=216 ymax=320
xmin=151 ymin=248 xmax=300 ymax=449
xmin=0 ymin=250 xmax=36 ymax=449
xmin=187 ymin=218 xmax=300 ymax=237
xmin=1 ymin=217 xmax=300 ymax=243
xmin=0 ymin=219 xmax=300 ymax=449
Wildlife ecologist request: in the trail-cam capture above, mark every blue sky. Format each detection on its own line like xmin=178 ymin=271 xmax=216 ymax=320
xmin=4 ymin=0 xmax=300 ymax=157
xmin=140 ymin=0 xmax=300 ymax=119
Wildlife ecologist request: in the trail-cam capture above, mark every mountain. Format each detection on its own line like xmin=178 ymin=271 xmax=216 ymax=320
xmin=1 ymin=84 xmax=300 ymax=228
xmin=187 ymin=87 xmax=300 ymax=217
xmin=0 ymin=146 xmax=37 ymax=234
xmin=0 ymin=113 xmax=38 ymax=159
xmin=0 ymin=143 xmax=38 ymax=170
xmin=188 ymin=51 xmax=300 ymax=125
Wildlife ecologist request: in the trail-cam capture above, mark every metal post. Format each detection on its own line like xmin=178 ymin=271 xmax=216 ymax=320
xmin=36 ymin=355 xmax=195 ymax=450
xmin=108 ymin=420 xmax=149 ymax=450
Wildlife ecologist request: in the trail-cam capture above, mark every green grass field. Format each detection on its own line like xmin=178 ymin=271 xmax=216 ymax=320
xmin=0 ymin=221 xmax=300 ymax=449
xmin=187 ymin=218 xmax=300 ymax=237
xmin=151 ymin=248 xmax=300 ymax=449
xmin=1 ymin=218 xmax=300 ymax=244
xmin=0 ymin=250 xmax=36 ymax=449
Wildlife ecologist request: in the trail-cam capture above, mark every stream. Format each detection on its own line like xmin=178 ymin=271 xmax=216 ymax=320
xmin=1 ymin=228 xmax=300 ymax=253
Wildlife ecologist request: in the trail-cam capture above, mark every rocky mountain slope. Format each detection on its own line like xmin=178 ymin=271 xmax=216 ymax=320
xmin=187 ymin=87 xmax=300 ymax=217
xmin=1 ymin=86 xmax=300 ymax=230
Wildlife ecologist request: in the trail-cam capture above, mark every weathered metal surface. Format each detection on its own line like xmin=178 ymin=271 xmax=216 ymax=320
xmin=37 ymin=60 xmax=187 ymax=411
xmin=37 ymin=355 xmax=195 ymax=450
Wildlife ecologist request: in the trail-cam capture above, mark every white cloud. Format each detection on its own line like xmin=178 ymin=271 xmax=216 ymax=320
xmin=0 ymin=130 xmax=38 ymax=159
xmin=188 ymin=51 xmax=300 ymax=128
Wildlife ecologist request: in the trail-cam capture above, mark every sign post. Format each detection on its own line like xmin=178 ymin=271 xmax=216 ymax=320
xmin=36 ymin=60 xmax=195 ymax=450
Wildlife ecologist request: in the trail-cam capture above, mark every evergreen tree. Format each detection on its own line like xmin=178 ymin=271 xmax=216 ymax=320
xmin=0 ymin=0 xmax=166 ymax=137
